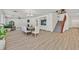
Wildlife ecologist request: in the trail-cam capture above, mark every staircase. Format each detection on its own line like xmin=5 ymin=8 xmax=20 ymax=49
xmin=53 ymin=21 xmax=61 ymax=32
xmin=54 ymin=15 xmax=66 ymax=33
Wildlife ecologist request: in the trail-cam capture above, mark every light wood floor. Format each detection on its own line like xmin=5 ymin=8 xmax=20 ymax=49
xmin=6 ymin=28 xmax=79 ymax=50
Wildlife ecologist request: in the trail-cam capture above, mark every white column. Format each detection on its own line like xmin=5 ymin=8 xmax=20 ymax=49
xmin=0 ymin=14 xmax=5 ymax=24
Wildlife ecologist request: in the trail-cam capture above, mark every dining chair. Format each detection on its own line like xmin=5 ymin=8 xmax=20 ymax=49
xmin=32 ymin=26 xmax=39 ymax=37
xmin=21 ymin=26 xmax=31 ymax=34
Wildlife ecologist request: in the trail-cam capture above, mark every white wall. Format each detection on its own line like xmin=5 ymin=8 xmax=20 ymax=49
xmin=6 ymin=18 xmax=28 ymax=29
xmin=72 ymin=20 xmax=79 ymax=27
xmin=71 ymin=16 xmax=79 ymax=27
xmin=68 ymin=13 xmax=79 ymax=27
xmin=52 ymin=13 xmax=58 ymax=32
xmin=30 ymin=13 xmax=58 ymax=32
xmin=63 ymin=13 xmax=71 ymax=32
xmin=0 ymin=14 xmax=5 ymax=24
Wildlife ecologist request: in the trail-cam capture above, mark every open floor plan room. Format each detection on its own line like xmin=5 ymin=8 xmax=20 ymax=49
xmin=6 ymin=28 xmax=79 ymax=50
xmin=0 ymin=9 xmax=79 ymax=50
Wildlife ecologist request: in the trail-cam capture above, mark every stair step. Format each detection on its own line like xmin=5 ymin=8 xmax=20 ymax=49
xmin=54 ymin=21 xmax=61 ymax=32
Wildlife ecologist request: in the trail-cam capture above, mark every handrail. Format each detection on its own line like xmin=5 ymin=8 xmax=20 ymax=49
xmin=61 ymin=15 xmax=66 ymax=33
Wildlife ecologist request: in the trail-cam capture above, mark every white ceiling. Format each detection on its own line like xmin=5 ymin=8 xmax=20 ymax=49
xmin=0 ymin=9 xmax=79 ymax=19
xmin=0 ymin=9 xmax=58 ymax=19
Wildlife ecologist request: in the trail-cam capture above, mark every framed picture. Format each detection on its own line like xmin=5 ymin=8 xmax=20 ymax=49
xmin=40 ymin=17 xmax=47 ymax=26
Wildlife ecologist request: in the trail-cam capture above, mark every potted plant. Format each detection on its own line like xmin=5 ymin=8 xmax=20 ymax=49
xmin=4 ymin=24 xmax=11 ymax=31
xmin=4 ymin=21 xmax=16 ymax=31
xmin=0 ymin=26 xmax=6 ymax=50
